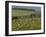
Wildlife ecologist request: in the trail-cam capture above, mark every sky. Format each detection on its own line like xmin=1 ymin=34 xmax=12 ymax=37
xmin=12 ymin=6 xmax=41 ymax=16
xmin=12 ymin=6 xmax=41 ymax=12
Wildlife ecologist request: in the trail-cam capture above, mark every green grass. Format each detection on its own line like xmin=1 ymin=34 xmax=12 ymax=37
xmin=12 ymin=17 xmax=41 ymax=31
xmin=12 ymin=9 xmax=41 ymax=31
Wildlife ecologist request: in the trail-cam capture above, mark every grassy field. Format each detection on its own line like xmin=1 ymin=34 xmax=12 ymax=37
xmin=12 ymin=8 xmax=41 ymax=31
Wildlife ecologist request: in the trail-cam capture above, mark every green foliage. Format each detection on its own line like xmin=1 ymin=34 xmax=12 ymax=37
xmin=12 ymin=9 xmax=41 ymax=31
xmin=12 ymin=17 xmax=41 ymax=31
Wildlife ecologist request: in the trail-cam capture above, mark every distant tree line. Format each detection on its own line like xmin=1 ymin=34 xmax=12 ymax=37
xmin=12 ymin=8 xmax=35 ymax=12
